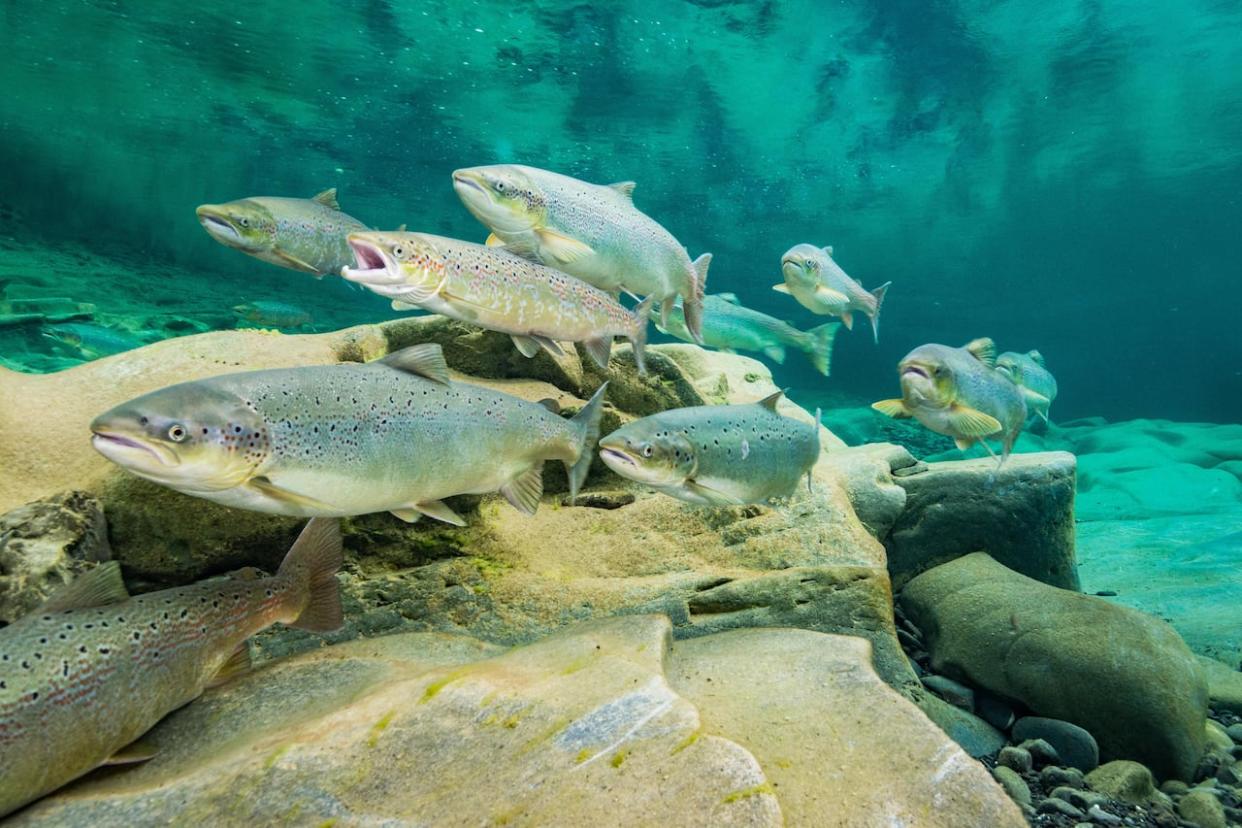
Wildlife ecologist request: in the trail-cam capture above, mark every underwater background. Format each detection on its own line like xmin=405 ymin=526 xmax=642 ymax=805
xmin=2 ymin=0 xmax=1240 ymax=421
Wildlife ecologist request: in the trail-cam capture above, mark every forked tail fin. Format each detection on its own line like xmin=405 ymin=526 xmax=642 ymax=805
xmin=629 ymin=296 xmax=654 ymax=376
xmin=564 ymin=382 xmax=609 ymax=502
xmin=278 ymin=518 xmax=344 ymax=632
xmin=867 ymin=281 xmax=891 ymax=344
xmin=802 ymin=322 xmax=841 ymax=377
xmin=681 ymin=253 xmax=712 ymax=344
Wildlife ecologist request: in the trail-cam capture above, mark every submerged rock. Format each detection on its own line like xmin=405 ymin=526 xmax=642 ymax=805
xmin=884 ymin=452 xmax=1079 ymax=590
xmin=1011 ymin=716 xmax=1100 ymax=772
xmin=1084 ymin=760 xmax=1161 ymax=806
xmin=900 ymin=553 xmax=1208 ymax=780
xmin=0 ymin=491 xmax=111 ymax=623
xmin=1199 ymin=656 xmax=1242 ymax=715
xmin=12 ymin=616 xmax=1023 ymax=827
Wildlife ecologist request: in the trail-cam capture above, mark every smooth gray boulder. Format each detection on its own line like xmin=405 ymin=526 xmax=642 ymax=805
xmin=885 ymin=453 xmax=1079 ymax=590
xmin=900 ymin=553 xmax=1208 ymax=780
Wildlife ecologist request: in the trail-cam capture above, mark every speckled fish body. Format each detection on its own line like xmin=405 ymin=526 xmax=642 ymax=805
xmin=341 ymin=231 xmax=651 ymax=372
xmin=452 ymin=164 xmax=710 ymax=341
xmin=0 ymin=519 xmax=343 ymax=818
xmin=872 ymin=338 xmax=1026 ymax=464
xmin=598 ymin=393 xmax=820 ymax=506
xmin=776 ymin=244 xmax=890 ymax=342
xmin=89 ymin=346 xmax=607 ymax=524
xmin=196 ymin=188 xmax=368 ymax=277
xmin=996 ymin=350 xmax=1058 ymax=423
xmin=658 ymin=294 xmax=839 ymax=377
xmin=42 ymin=323 xmax=144 ymax=358
xmin=232 ymin=300 xmax=313 ymax=329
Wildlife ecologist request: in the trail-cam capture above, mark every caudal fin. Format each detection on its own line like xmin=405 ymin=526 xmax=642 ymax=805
xmin=866 ymin=282 xmax=891 ymax=344
xmin=278 ymin=518 xmax=344 ymax=632
xmin=564 ymin=382 xmax=608 ymax=502
xmin=629 ymin=296 xmax=654 ymax=376
xmin=681 ymin=253 xmax=712 ymax=344
xmin=802 ymin=322 xmax=841 ymax=377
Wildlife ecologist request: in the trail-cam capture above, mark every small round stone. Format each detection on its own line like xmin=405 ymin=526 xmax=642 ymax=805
xmin=1017 ymin=737 xmax=1061 ymax=768
xmin=997 ymin=746 xmax=1032 ymax=774
xmin=1226 ymin=723 xmax=1242 ymax=744
xmin=1036 ymin=797 xmax=1084 ymax=819
xmin=1041 ymin=765 xmax=1085 ymax=790
xmin=1178 ymin=788 xmax=1227 ymax=828
xmin=1012 ymin=716 xmax=1099 ymax=772
xmin=992 ymin=765 xmax=1031 ymax=806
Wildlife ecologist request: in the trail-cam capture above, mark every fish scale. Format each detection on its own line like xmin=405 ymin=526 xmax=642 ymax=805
xmin=0 ymin=519 xmax=343 ymax=817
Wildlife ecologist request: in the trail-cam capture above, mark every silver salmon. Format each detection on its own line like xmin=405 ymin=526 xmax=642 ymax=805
xmin=776 ymin=244 xmax=890 ymax=342
xmin=0 ymin=518 xmax=343 ymax=818
xmin=598 ymin=392 xmax=820 ymax=505
xmin=452 ymin=164 xmax=710 ymax=342
xmin=341 ymin=230 xmax=651 ymax=373
xmin=196 ymin=188 xmax=368 ymax=277
xmin=996 ymin=350 xmax=1058 ymax=424
xmin=658 ymin=293 xmax=839 ymax=377
xmin=89 ymin=344 xmax=607 ymax=524
xmin=872 ymin=337 xmax=1026 ymax=465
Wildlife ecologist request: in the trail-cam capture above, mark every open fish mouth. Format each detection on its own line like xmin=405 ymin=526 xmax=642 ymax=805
xmin=901 ymin=365 xmax=931 ymax=380
xmin=341 ymin=238 xmax=398 ymax=285
xmin=91 ymin=431 xmax=179 ymax=467
xmin=451 ymin=171 xmax=488 ymax=198
xmin=196 ymin=211 xmax=242 ymax=243
xmin=599 ymin=446 xmax=638 ymax=468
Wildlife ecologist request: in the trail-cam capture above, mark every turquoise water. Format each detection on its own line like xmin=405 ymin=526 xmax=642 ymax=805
xmin=2 ymin=1 xmax=1240 ymax=419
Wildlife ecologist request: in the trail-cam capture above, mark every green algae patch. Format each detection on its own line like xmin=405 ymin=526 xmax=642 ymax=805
xmin=575 ymin=748 xmax=591 ymax=764
xmin=671 ymin=729 xmax=700 ymax=755
xmin=317 ymin=820 xmax=338 ymax=828
xmin=722 ymin=781 xmax=775 ymax=804
xmin=262 ymin=745 xmax=291 ymax=770
xmin=367 ymin=710 xmax=396 ymax=747
xmin=610 ymin=749 xmax=629 ymax=768
xmin=420 ymin=668 xmax=469 ymax=704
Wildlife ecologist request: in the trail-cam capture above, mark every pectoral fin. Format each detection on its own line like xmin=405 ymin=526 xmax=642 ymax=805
xmin=954 ymin=437 xmax=975 ymax=452
xmin=535 ymin=229 xmax=594 ymax=264
xmin=1020 ymin=387 xmax=1051 ymax=409
xmin=249 ymin=477 xmax=339 ymax=513
xmin=871 ymin=398 xmax=911 ymax=418
xmin=530 ymin=334 xmax=565 ymax=357
xmin=581 ymin=337 xmax=613 ymax=369
xmin=839 ymin=310 xmax=855 ymax=329
xmin=815 ymin=286 xmax=851 ymax=308
xmin=391 ymin=299 xmax=421 ymax=312
xmin=948 ymin=404 xmax=1003 ymax=437
xmin=772 ymin=283 xmax=792 ymax=295
xmin=103 ymin=739 xmax=159 ymax=766
xmin=684 ymin=479 xmax=746 ymax=506
xmin=511 ymin=335 xmax=540 ymax=358
xmin=485 ymin=233 xmax=503 ymax=247
xmin=499 ymin=466 xmax=543 ymax=516
xmin=762 ymin=345 xmax=786 ymax=364
xmin=273 ymin=249 xmax=321 ymax=275
xmin=379 ymin=344 xmax=450 ymax=385
xmin=407 ymin=499 xmax=467 ymax=526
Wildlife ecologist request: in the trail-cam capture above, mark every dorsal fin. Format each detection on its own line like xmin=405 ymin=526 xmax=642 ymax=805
xmin=715 ymin=292 xmax=741 ymax=305
xmin=535 ymin=397 xmax=561 ymax=414
xmin=395 ymin=223 xmax=407 ymax=232
xmin=1028 ymin=349 xmax=1045 ymax=367
xmin=37 ymin=562 xmax=129 ymax=613
xmin=311 ymin=188 xmax=341 ymax=210
xmin=964 ymin=337 xmax=997 ymax=367
xmin=608 ymin=181 xmax=636 ymax=200
xmin=756 ymin=390 xmax=783 ymax=412
xmin=378 ymin=344 xmax=450 ymax=385
xmin=822 ymin=245 xmax=834 ymax=257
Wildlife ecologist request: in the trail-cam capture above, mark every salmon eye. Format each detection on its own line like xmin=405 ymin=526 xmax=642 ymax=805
xmin=392 ymin=245 xmax=405 ymax=258
xmin=238 ymin=217 xmax=249 ymax=227
xmin=168 ymin=424 xmax=187 ymax=442
xmin=496 ymin=181 xmax=506 ymax=191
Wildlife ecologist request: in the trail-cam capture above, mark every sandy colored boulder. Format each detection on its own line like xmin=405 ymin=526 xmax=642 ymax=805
xmin=12 ymin=616 xmax=781 ymax=826
xmin=667 ymin=627 xmax=1026 ymax=827
xmin=1199 ymin=655 xmax=1242 ymax=714
xmin=901 ymin=553 xmax=1208 ymax=780
xmin=885 ymin=452 xmax=1079 ymax=590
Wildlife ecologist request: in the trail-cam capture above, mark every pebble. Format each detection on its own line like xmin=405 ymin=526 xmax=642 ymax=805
xmin=921 ymin=675 xmax=975 ymax=711
xmin=992 ymin=765 xmax=1031 ymax=806
xmin=1084 ymin=760 xmax=1157 ymax=806
xmin=1018 ymin=738 xmax=1061 ymax=768
xmin=1036 ymin=797 xmax=1085 ymax=819
xmin=1051 ymin=786 xmax=1108 ymax=811
xmin=1177 ymin=788 xmax=1227 ymax=828
xmin=997 ymin=746 xmax=1032 ymax=774
xmin=896 ymin=629 xmax=921 ymax=650
xmin=1227 ymin=723 xmax=1242 ymax=744
xmin=1042 ymin=765 xmax=1085 ymax=790
xmin=1159 ymin=779 xmax=1189 ymax=796
xmin=1012 ymin=716 xmax=1100 ymax=771
xmin=1087 ymin=805 xmax=1122 ymax=825
xmin=1216 ymin=762 xmax=1240 ymax=785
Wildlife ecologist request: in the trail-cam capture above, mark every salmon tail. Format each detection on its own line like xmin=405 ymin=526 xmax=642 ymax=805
xmin=803 ymin=322 xmax=841 ymax=377
xmin=630 ymin=296 xmax=654 ymax=376
xmin=867 ymin=282 xmax=891 ymax=344
xmin=683 ymin=253 xmax=712 ymax=344
xmin=278 ymin=518 xmax=344 ymax=632
xmin=564 ymin=382 xmax=609 ymax=503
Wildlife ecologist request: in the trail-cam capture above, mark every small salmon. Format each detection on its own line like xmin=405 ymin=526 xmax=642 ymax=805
xmin=0 ymin=518 xmax=343 ymax=818
xmin=776 ymin=244 xmax=890 ymax=343
xmin=996 ymin=350 xmax=1058 ymax=425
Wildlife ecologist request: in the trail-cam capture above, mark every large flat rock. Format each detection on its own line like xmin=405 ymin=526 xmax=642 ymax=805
xmin=12 ymin=617 xmax=1021 ymax=826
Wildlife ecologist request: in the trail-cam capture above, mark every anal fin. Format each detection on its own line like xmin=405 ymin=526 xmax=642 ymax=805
xmin=499 ymin=466 xmax=543 ymax=516
xmin=207 ymin=641 xmax=252 ymax=688
xmin=581 ymin=336 xmax=613 ymax=369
